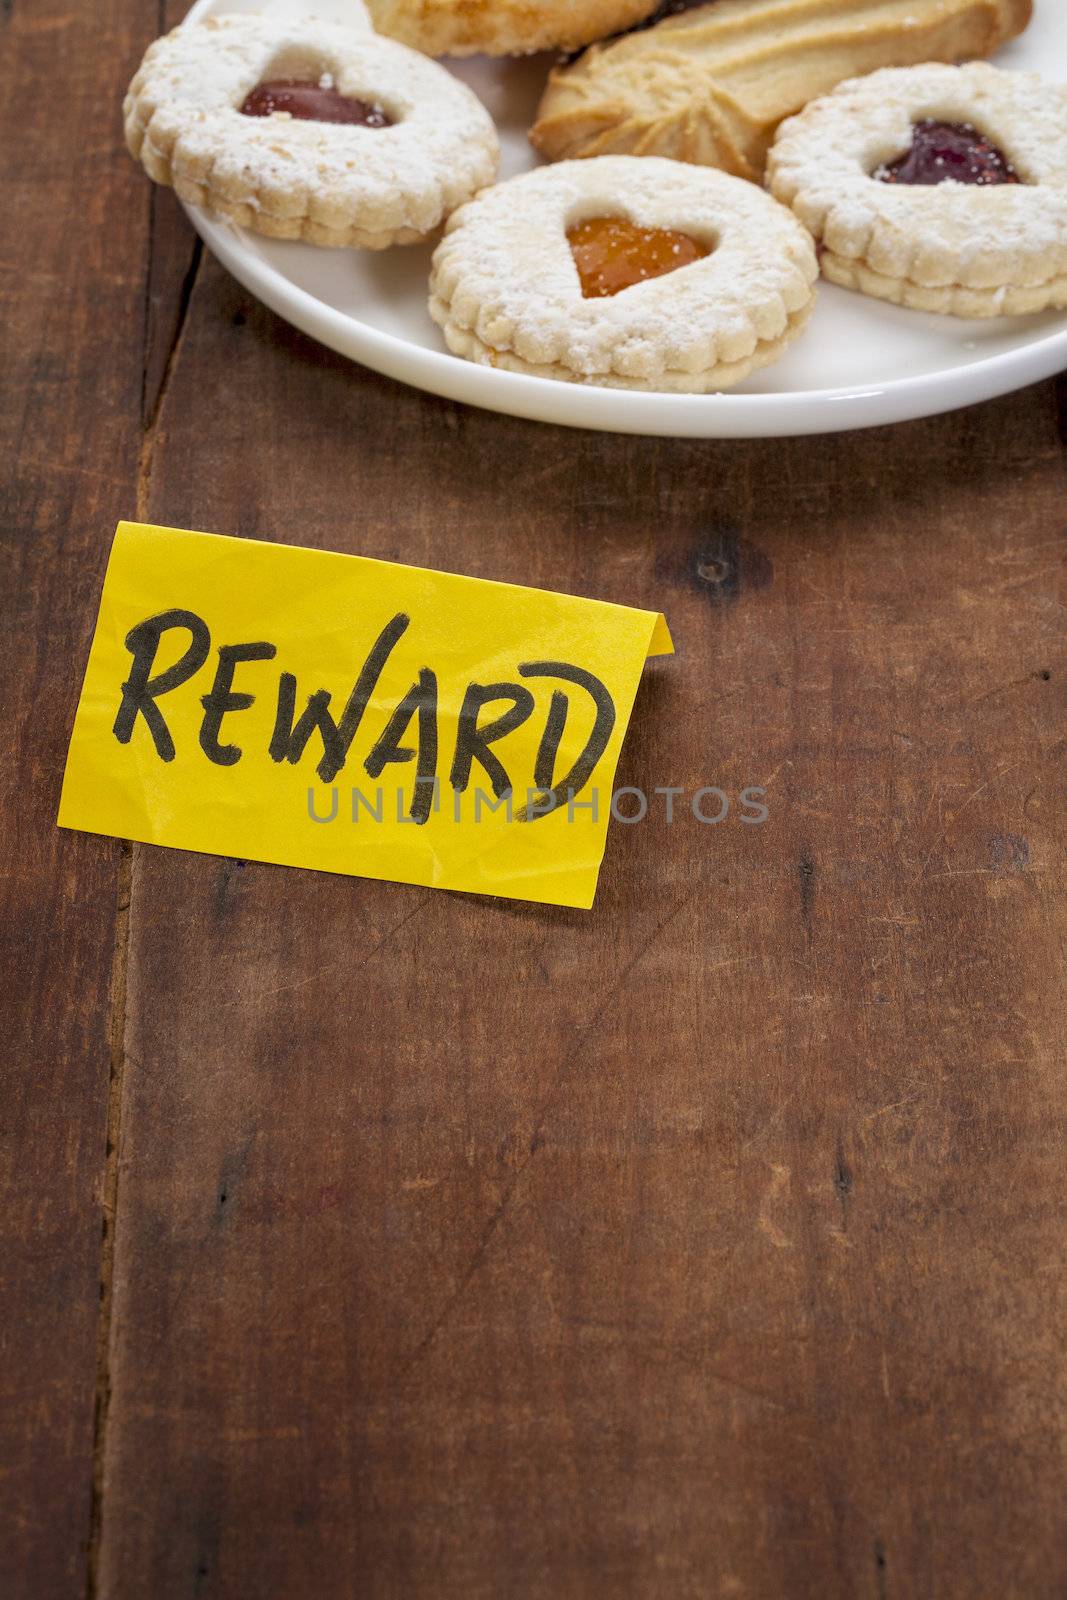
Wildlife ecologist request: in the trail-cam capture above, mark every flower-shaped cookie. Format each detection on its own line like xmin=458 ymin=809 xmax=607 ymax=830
xmin=429 ymin=156 xmax=818 ymax=390
xmin=767 ymin=63 xmax=1067 ymax=316
xmin=124 ymin=14 xmax=499 ymax=249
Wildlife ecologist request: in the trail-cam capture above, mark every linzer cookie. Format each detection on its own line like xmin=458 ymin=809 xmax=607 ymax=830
xmin=428 ymin=156 xmax=818 ymax=391
xmin=365 ymin=0 xmax=662 ymax=58
xmin=768 ymin=64 xmax=1067 ymax=317
xmin=124 ymin=14 xmax=499 ymax=249
xmin=530 ymin=0 xmax=1032 ymax=182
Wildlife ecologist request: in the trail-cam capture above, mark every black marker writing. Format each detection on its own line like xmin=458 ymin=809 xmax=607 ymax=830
xmin=113 ymin=609 xmax=212 ymax=762
xmin=269 ymin=612 xmax=409 ymax=783
xmin=516 ymin=662 xmax=616 ymax=822
xmin=449 ymin=683 xmax=535 ymax=800
xmin=199 ymin=642 xmax=277 ymax=766
xmin=364 ymin=668 xmax=439 ymax=825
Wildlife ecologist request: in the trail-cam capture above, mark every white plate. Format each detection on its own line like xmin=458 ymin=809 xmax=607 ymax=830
xmin=181 ymin=0 xmax=1067 ymax=436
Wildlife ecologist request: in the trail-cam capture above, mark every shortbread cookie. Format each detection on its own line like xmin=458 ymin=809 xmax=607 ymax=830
xmin=530 ymin=0 xmax=1032 ymax=183
xmin=429 ymin=156 xmax=818 ymax=390
xmin=767 ymin=63 xmax=1067 ymax=317
xmin=124 ymin=14 xmax=499 ymax=248
xmin=365 ymin=0 xmax=661 ymax=58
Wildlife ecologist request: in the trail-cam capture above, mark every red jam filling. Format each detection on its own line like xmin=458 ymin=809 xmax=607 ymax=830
xmin=239 ymin=79 xmax=392 ymax=127
xmin=876 ymin=120 xmax=1020 ymax=187
xmin=568 ymin=216 xmax=709 ymax=298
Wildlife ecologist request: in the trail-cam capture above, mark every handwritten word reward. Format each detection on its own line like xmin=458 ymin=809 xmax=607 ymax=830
xmin=60 ymin=524 xmax=672 ymax=908
xmin=113 ymin=607 xmax=617 ymax=824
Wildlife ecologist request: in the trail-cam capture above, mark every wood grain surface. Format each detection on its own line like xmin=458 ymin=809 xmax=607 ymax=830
xmin=2 ymin=3 xmax=1065 ymax=1597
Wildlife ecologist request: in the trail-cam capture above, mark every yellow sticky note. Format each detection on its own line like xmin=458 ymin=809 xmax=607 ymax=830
xmin=59 ymin=523 xmax=672 ymax=909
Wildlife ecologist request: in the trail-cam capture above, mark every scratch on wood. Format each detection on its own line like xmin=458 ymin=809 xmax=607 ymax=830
xmin=912 ymin=764 xmax=1020 ymax=885
xmin=864 ymin=1093 xmax=921 ymax=1124
xmin=757 ymin=1163 xmax=792 ymax=1250
xmin=964 ymin=673 xmax=1039 ymax=710
xmin=85 ymin=845 xmax=134 ymax=1600
xmin=393 ymin=886 xmax=701 ymax=1386
xmin=701 ymin=1368 xmax=789 ymax=1411
xmin=235 ymin=893 xmax=431 ymax=1008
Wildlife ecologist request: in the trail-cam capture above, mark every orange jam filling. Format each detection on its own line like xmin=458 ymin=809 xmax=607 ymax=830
xmin=567 ymin=216 xmax=709 ymax=299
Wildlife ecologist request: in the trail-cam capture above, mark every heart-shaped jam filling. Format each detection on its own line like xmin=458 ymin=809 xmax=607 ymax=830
xmin=240 ymin=79 xmax=393 ymax=127
xmin=876 ymin=120 xmax=1020 ymax=187
xmin=567 ymin=216 xmax=709 ymax=298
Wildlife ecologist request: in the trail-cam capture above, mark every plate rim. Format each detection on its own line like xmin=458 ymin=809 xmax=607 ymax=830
xmin=178 ymin=0 xmax=1067 ymax=439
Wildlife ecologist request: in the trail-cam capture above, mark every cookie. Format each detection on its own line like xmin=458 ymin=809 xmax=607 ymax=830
xmin=428 ymin=156 xmax=818 ymax=390
xmin=530 ymin=0 xmax=1033 ymax=183
xmin=124 ymin=14 xmax=499 ymax=249
xmin=364 ymin=0 xmax=661 ymax=58
xmin=767 ymin=63 xmax=1067 ymax=317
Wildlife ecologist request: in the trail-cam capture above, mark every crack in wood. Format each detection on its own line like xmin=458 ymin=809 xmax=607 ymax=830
xmin=85 ymin=844 xmax=134 ymax=1600
xmin=137 ymin=186 xmax=157 ymax=430
xmin=834 ymin=1131 xmax=853 ymax=1230
xmin=798 ymin=849 xmax=816 ymax=946
xmin=140 ymin=230 xmax=203 ymax=442
xmin=85 ymin=204 xmax=198 ymax=1585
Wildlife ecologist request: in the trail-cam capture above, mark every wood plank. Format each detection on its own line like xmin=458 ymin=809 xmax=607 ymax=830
xmin=0 ymin=2 xmax=164 ymax=1595
xmin=97 ymin=244 xmax=1067 ymax=1599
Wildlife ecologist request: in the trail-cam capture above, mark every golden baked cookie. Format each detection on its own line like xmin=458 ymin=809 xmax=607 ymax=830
xmin=767 ymin=63 xmax=1067 ymax=317
xmin=364 ymin=0 xmax=661 ymax=58
xmin=429 ymin=156 xmax=818 ymax=391
xmin=530 ymin=0 xmax=1033 ymax=182
xmin=124 ymin=14 xmax=499 ymax=249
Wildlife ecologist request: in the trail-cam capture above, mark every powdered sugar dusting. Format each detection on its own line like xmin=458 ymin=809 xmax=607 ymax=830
xmin=124 ymin=14 xmax=500 ymax=248
xmin=430 ymin=156 xmax=818 ymax=388
xmin=768 ymin=63 xmax=1067 ymax=311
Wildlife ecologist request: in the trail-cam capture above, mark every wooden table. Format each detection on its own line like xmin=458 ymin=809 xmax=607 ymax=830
xmin=4 ymin=3 xmax=1065 ymax=1596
